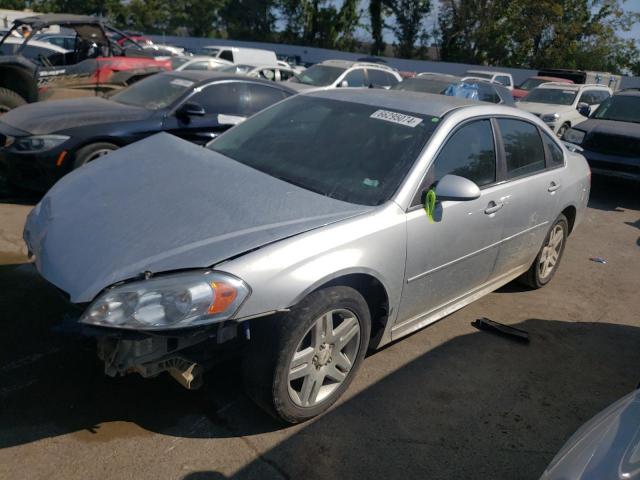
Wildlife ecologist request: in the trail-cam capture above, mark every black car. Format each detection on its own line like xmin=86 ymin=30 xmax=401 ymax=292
xmin=562 ymin=89 xmax=640 ymax=181
xmin=0 ymin=71 xmax=296 ymax=191
xmin=392 ymin=73 xmax=516 ymax=106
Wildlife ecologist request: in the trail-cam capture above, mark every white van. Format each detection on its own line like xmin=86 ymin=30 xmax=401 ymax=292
xmin=200 ymin=46 xmax=277 ymax=67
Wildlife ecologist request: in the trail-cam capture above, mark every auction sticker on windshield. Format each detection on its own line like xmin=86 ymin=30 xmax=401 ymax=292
xmin=370 ymin=109 xmax=423 ymax=127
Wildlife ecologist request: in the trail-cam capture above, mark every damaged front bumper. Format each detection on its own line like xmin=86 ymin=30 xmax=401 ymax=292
xmin=85 ymin=320 xmax=249 ymax=390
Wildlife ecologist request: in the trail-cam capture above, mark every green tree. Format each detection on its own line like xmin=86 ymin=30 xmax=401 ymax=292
xmin=383 ymin=0 xmax=431 ymax=58
xmin=369 ymin=0 xmax=386 ymax=55
xmin=438 ymin=0 xmax=640 ymax=74
xmin=220 ymin=0 xmax=276 ymax=41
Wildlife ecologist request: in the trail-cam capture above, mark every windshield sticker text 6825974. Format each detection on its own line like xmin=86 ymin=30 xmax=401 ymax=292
xmin=370 ymin=109 xmax=423 ymax=128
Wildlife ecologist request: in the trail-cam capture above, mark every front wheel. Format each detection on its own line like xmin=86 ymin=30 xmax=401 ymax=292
xmin=73 ymin=142 xmax=118 ymax=169
xmin=519 ymin=214 xmax=568 ymax=289
xmin=0 ymin=87 xmax=26 ymax=115
xmin=243 ymin=286 xmax=371 ymax=423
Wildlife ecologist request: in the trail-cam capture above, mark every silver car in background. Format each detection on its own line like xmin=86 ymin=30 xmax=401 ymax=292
xmin=23 ymin=90 xmax=590 ymax=423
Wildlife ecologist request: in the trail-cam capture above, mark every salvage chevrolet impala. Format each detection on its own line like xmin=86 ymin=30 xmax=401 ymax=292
xmin=23 ymin=90 xmax=590 ymax=423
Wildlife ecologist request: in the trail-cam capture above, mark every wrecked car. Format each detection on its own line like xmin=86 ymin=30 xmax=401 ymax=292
xmin=23 ymin=90 xmax=590 ymax=423
xmin=0 ymin=14 xmax=171 ymax=113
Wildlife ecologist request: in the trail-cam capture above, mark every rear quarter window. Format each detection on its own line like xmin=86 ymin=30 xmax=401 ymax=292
xmin=542 ymin=133 xmax=564 ymax=168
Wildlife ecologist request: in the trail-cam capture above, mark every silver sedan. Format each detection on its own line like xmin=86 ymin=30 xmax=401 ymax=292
xmin=23 ymin=89 xmax=591 ymax=423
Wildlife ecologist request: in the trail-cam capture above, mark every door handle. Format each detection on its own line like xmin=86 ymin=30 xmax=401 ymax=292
xmin=484 ymin=201 xmax=504 ymax=215
xmin=548 ymin=181 xmax=561 ymax=193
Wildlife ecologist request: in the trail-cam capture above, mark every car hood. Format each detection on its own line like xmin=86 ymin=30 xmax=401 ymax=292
xmin=24 ymin=133 xmax=372 ymax=303
xmin=0 ymin=97 xmax=153 ymax=135
xmin=573 ymin=118 xmax=640 ymax=138
xmin=540 ymin=389 xmax=640 ymax=480
xmin=518 ymin=102 xmax=574 ymax=116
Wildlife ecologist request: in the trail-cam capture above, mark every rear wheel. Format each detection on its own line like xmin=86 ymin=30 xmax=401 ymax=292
xmin=73 ymin=142 xmax=118 ymax=169
xmin=243 ymin=286 xmax=371 ymax=423
xmin=519 ymin=214 xmax=568 ymax=289
xmin=0 ymin=88 xmax=26 ymax=115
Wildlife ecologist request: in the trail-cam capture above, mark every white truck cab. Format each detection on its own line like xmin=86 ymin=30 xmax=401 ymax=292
xmin=200 ymin=46 xmax=278 ymax=67
xmin=465 ymin=69 xmax=515 ymax=90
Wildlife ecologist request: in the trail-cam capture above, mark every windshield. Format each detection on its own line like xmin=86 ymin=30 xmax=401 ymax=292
xmin=519 ymin=78 xmax=548 ymax=91
xmin=392 ymin=78 xmax=454 ymax=94
xmin=111 ymin=74 xmax=193 ymax=110
xmin=291 ymin=65 xmax=345 ymax=86
xmin=208 ymin=96 xmax=438 ymax=206
xmin=522 ymin=88 xmax=577 ymax=105
xmin=171 ymin=57 xmax=190 ymax=69
xmin=592 ymin=96 xmax=640 ymax=123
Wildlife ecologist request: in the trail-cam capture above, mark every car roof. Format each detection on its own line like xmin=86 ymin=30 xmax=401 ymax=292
xmin=306 ymin=88 xmax=479 ymax=117
xmin=3 ymin=36 xmax=69 ymax=52
xmin=14 ymin=14 xmax=100 ymax=28
xmin=163 ymin=71 xmax=297 ymax=92
xmin=467 ymin=69 xmax=510 ymax=75
xmin=537 ymin=83 xmax=609 ymax=91
xmin=532 ymin=76 xmax=572 ymax=82
xmin=413 ymin=74 xmax=461 ymax=82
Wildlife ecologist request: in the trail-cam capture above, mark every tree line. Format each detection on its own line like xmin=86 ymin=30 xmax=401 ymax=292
xmin=3 ymin=0 xmax=639 ymax=74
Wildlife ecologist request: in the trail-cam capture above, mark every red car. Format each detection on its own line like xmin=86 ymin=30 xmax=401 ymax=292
xmin=0 ymin=14 xmax=171 ymax=113
xmin=512 ymin=76 xmax=573 ymax=100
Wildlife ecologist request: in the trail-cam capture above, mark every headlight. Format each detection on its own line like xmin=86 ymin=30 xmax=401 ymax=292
xmin=80 ymin=270 xmax=250 ymax=330
xmin=563 ymin=128 xmax=586 ymax=144
xmin=10 ymin=135 xmax=70 ymax=153
xmin=541 ymin=113 xmax=560 ymax=123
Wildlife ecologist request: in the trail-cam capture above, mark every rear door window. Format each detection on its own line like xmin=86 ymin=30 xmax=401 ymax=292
xmin=343 ymin=68 xmax=366 ymax=87
xmin=188 ymin=82 xmax=248 ymax=115
xmin=368 ymin=69 xmax=397 ymax=87
xmin=246 ymin=84 xmax=288 ymax=115
xmin=498 ymin=118 xmax=546 ymax=179
xmin=219 ymin=49 xmax=234 ymax=62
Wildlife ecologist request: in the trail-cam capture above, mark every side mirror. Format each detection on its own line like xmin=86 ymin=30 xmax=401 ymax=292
xmin=434 ymin=174 xmax=481 ymax=202
xmin=177 ymin=102 xmax=206 ymax=118
xmin=577 ymin=102 xmax=591 ymax=117
xmin=339 ymin=80 xmax=349 ymax=88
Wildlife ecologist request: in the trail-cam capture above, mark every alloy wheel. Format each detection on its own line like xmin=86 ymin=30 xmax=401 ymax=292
xmin=287 ymin=308 xmax=361 ymax=408
xmin=539 ymin=224 xmax=564 ymax=280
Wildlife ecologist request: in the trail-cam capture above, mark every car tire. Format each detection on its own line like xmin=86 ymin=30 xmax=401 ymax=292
xmin=73 ymin=142 xmax=119 ymax=169
xmin=556 ymin=123 xmax=570 ymax=139
xmin=0 ymin=88 xmax=26 ymax=115
xmin=243 ymin=286 xmax=371 ymax=424
xmin=519 ymin=214 xmax=569 ymax=289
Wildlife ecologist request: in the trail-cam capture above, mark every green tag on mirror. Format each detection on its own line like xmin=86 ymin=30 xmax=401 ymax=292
xmin=425 ymin=189 xmax=436 ymax=223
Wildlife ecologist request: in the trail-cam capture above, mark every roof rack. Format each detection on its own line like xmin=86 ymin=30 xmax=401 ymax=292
xmin=353 ymin=61 xmax=396 ymax=71
xmin=461 ymin=76 xmax=498 ymax=84
xmin=538 ymin=82 xmax=610 ymax=89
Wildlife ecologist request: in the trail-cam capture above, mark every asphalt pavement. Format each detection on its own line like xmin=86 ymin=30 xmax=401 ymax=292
xmin=0 ymin=176 xmax=638 ymax=480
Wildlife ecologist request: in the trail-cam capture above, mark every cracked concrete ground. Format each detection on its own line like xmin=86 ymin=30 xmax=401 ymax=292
xmin=0 ymin=176 xmax=639 ymax=480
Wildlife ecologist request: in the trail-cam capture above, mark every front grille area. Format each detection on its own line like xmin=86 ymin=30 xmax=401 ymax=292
xmin=583 ymin=132 xmax=640 ymax=158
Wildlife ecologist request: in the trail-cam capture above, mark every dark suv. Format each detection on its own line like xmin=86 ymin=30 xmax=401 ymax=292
xmin=562 ymin=89 xmax=640 ymax=181
xmin=0 ymin=14 xmax=171 ymax=114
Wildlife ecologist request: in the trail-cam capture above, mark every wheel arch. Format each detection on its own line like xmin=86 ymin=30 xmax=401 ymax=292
xmin=290 ymin=268 xmax=391 ymax=349
xmin=560 ymin=204 xmax=577 ymax=235
xmin=0 ymin=65 xmax=38 ymax=102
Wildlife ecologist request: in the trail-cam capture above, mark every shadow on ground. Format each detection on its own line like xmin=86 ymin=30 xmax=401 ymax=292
xmin=1 ymin=264 xmax=639 ymax=479
xmin=588 ymin=175 xmax=640 ymax=212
